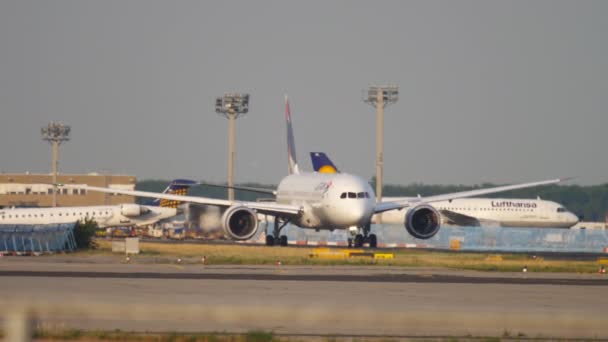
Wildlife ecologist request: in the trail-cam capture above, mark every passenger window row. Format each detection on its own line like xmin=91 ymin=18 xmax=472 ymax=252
xmin=0 ymin=211 xmax=111 ymax=220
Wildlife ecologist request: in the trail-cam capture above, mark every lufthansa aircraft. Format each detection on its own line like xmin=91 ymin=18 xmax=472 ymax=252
xmin=378 ymin=197 xmax=578 ymax=229
xmin=0 ymin=180 xmax=195 ymax=228
xmin=311 ymin=152 xmax=578 ymax=230
xmin=59 ymin=97 xmax=565 ymax=247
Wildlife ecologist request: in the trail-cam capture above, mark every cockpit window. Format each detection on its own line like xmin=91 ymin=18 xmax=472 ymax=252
xmin=557 ymin=207 xmax=566 ymax=213
xmin=341 ymin=191 xmax=371 ymax=199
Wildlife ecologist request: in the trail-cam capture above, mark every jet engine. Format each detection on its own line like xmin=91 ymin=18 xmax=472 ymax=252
xmin=221 ymin=206 xmax=259 ymax=240
xmin=404 ymin=204 xmax=441 ymax=239
xmin=120 ymin=204 xmax=150 ymax=217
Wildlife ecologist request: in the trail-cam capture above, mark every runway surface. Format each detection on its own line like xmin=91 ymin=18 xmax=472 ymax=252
xmin=1 ymin=257 xmax=607 ymax=338
xmin=0 ymin=269 xmax=606 ymax=286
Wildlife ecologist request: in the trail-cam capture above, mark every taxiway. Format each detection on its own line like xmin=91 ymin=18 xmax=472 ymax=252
xmin=1 ymin=257 xmax=607 ymax=339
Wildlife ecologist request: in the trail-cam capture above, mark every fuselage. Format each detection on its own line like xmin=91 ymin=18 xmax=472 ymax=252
xmin=275 ymin=172 xmax=375 ymax=229
xmin=0 ymin=205 xmax=178 ymax=228
xmin=377 ymin=197 xmax=578 ymax=228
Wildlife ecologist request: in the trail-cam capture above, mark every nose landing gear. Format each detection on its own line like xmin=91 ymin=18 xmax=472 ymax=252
xmin=347 ymin=224 xmax=377 ymax=248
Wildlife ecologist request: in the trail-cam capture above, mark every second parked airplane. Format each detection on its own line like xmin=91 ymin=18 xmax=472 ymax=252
xmin=0 ymin=179 xmax=195 ymax=228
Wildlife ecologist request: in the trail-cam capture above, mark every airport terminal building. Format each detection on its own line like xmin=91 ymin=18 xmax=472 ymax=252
xmin=0 ymin=173 xmax=136 ymax=208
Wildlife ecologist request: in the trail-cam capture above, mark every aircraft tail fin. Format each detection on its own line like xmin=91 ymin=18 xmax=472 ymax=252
xmin=310 ymin=152 xmax=340 ymax=174
xmin=149 ymin=179 xmax=197 ymax=208
xmin=285 ymin=95 xmax=300 ymax=175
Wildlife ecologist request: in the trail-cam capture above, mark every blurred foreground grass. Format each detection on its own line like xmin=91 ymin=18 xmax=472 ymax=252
xmin=32 ymin=329 xmax=279 ymax=341
xmin=27 ymin=328 xmax=534 ymax=341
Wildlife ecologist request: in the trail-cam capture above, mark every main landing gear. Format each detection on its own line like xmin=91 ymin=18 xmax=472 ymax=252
xmin=265 ymin=217 xmax=290 ymax=247
xmin=348 ymin=224 xmax=377 ymax=249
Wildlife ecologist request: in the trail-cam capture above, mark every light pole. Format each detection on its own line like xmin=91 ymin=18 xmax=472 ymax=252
xmin=41 ymin=122 xmax=71 ymax=207
xmin=363 ymin=86 xmax=398 ymax=206
xmin=215 ymin=93 xmax=250 ymax=201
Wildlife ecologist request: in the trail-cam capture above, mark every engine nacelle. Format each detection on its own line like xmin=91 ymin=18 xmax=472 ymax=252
xmin=120 ymin=204 xmax=150 ymax=217
xmin=221 ymin=206 xmax=259 ymax=240
xmin=405 ymin=204 xmax=441 ymax=239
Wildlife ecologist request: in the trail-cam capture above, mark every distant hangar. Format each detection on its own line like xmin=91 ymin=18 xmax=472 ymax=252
xmin=0 ymin=173 xmax=136 ymax=208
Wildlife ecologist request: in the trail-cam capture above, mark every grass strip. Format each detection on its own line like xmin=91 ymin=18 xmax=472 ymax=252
xmin=78 ymin=240 xmax=604 ymax=273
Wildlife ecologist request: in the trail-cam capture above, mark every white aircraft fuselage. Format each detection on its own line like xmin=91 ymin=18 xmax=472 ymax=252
xmin=276 ymin=173 xmax=375 ymax=229
xmin=376 ymin=197 xmax=578 ymax=228
xmin=0 ymin=204 xmax=178 ymax=228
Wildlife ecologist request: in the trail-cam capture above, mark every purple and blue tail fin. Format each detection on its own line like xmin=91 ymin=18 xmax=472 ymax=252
xmin=310 ymin=152 xmax=340 ymax=174
xmin=149 ymin=179 xmax=197 ymax=208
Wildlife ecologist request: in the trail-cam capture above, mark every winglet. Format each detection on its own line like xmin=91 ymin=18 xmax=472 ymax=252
xmin=285 ymin=95 xmax=300 ymax=175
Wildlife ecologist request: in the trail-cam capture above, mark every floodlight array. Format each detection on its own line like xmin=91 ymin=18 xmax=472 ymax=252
xmin=215 ymin=93 xmax=250 ymax=119
xmin=364 ymin=86 xmax=399 ymax=108
xmin=41 ymin=122 xmax=71 ymax=143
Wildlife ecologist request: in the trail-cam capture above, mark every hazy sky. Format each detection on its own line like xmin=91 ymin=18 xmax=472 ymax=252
xmin=1 ymin=1 xmax=606 ymax=185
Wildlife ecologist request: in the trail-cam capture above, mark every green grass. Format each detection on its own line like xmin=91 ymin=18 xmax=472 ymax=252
xmin=89 ymin=240 xmax=602 ymax=273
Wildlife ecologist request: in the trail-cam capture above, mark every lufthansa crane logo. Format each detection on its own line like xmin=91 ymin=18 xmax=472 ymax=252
xmin=314 ymin=181 xmax=333 ymax=193
xmin=318 ymin=165 xmax=337 ymax=174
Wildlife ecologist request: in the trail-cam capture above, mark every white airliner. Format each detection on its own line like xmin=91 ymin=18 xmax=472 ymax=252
xmin=59 ymin=96 xmax=566 ymax=248
xmin=0 ymin=180 xmax=195 ymax=228
xmin=377 ymin=197 xmax=578 ymax=228
xmin=310 ymin=152 xmax=579 ymax=229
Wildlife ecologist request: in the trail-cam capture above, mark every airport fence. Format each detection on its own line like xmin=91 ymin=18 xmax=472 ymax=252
xmin=410 ymin=225 xmax=608 ymax=252
xmin=0 ymin=223 xmax=77 ymax=254
xmin=280 ymin=224 xmax=608 ymax=252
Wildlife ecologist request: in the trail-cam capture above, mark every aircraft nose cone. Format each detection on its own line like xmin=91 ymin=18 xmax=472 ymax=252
xmin=351 ymin=204 xmax=367 ymax=222
xmin=342 ymin=201 xmax=371 ymax=225
xmin=353 ymin=200 xmax=374 ymax=223
xmin=568 ymin=213 xmax=579 ymax=226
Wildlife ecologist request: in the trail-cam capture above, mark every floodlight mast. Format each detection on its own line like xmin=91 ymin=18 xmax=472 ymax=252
xmin=215 ymin=93 xmax=250 ymax=201
xmin=41 ymin=122 xmax=71 ymax=207
xmin=363 ymin=86 xmax=398 ymax=212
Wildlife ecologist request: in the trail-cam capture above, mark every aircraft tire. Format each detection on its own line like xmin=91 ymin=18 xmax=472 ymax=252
xmin=280 ymin=235 xmax=288 ymax=247
xmin=369 ymin=234 xmax=377 ymax=248
xmin=266 ymin=235 xmax=275 ymax=246
xmin=354 ymin=234 xmax=364 ymax=248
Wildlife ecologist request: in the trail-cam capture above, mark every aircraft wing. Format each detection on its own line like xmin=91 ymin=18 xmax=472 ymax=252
xmin=195 ymin=183 xmax=277 ymax=196
xmin=439 ymin=210 xmax=503 ymax=227
xmin=439 ymin=210 xmax=482 ymax=226
xmin=374 ymin=178 xmax=565 ymax=214
xmin=59 ymin=184 xmax=301 ymax=216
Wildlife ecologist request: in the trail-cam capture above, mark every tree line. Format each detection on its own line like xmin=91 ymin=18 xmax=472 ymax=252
xmin=137 ymin=179 xmax=608 ymax=222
